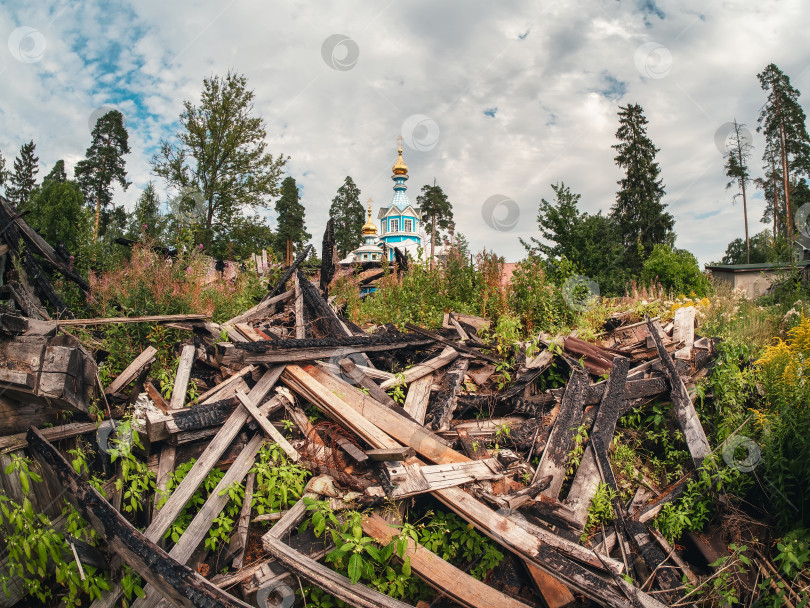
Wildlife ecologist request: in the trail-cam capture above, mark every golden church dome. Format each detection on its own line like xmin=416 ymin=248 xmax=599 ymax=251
xmin=361 ymin=202 xmax=377 ymax=235
xmin=392 ymin=143 xmax=408 ymax=176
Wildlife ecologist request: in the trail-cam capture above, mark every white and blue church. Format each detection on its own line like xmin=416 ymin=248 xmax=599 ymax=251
xmin=345 ymin=140 xmax=423 ymax=263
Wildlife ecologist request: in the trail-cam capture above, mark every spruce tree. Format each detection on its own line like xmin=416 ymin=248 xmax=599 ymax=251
xmin=74 ymin=110 xmax=130 ymax=241
xmin=610 ymin=104 xmax=673 ymax=274
xmin=130 ymin=181 xmax=164 ymax=239
xmin=723 ymin=120 xmax=753 ymax=263
xmin=6 ymin=140 xmax=39 ymax=209
xmin=329 ymin=176 xmax=364 ymax=257
xmin=415 ymin=180 xmax=453 ymax=269
xmin=757 ymin=63 xmax=810 ymax=243
xmin=274 ymin=176 xmax=311 ymax=262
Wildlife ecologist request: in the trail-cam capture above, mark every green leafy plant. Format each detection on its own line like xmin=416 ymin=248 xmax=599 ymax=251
xmin=583 ymin=482 xmax=617 ymax=541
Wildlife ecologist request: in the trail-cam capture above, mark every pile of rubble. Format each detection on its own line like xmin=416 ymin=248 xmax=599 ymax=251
xmin=0 ymin=204 xmax=729 ymax=608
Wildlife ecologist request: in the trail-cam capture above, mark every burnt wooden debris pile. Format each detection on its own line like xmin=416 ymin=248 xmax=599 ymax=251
xmin=1 ymin=213 xmax=733 ymax=608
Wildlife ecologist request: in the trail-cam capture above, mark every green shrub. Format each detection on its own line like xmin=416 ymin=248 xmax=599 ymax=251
xmin=641 ymin=244 xmax=709 ymax=297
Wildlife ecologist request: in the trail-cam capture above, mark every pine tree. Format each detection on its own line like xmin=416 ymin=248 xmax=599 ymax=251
xmin=723 ymin=120 xmax=753 ymax=263
xmin=415 ymin=180 xmax=453 ymax=269
xmin=610 ymin=104 xmax=673 ymax=274
xmin=44 ymin=160 xmax=67 ymax=183
xmin=6 ymin=140 xmax=39 ymax=209
xmin=757 ymin=63 xmax=810 ymax=244
xmin=274 ymin=176 xmax=311 ymax=262
xmin=74 ymin=110 xmax=130 ymax=241
xmin=329 ymin=176 xmax=364 ymax=257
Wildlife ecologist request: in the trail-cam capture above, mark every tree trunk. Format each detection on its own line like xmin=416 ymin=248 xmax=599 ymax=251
xmin=774 ymin=92 xmax=793 ymax=243
xmin=94 ymin=194 xmax=101 ymax=242
xmin=771 ymin=157 xmax=779 ymax=238
xmin=430 ymin=211 xmax=436 ymax=271
xmin=741 ymin=177 xmax=750 ymax=264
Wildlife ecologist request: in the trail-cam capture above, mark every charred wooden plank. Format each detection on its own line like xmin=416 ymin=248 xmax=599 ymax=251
xmin=533 ymin=369 xmax=588 ymax=495
xmin=27 ymin=426 xmax=251 ymax=608
xmin=566 ymin=356 xmax=629 ymax=527
xmin=171 ymin=398 xmax=239 ymax=431
xmin=404 ymin=322 xmax=498 ymax=363
xmin=424 ymin=356 xmax=469 ymax=431
xmin=646 ymin=317 xmax=710 ymax=467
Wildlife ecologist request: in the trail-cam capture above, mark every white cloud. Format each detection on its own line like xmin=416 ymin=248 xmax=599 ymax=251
xmin=0 ymin=0 xmax=808 ymax=269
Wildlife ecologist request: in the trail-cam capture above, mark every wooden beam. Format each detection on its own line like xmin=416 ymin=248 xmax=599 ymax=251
xmin=362 ymin=513 xmax=532 ymax=608
xmin=229 ymin=472 xmax=254 ymax=570
xmin=105 ymin=346 xmax=157 ymax=395
xmin=378 ymin=347 xmax=457 ymax=390
xmin=135 ymin=433 xmax=266 ymax=608
xmin=566 ymin=357 xmax=629 ymax=527
xmin=303 ymin=366 xmax=467 ymax=464
xmin=0 ymin=422 xmax=97 ymax=454
xmin=195 ymin=366 xmax=255 ymax=405
xmin=153 ymin=444 xmax=177 ymax=514
xmin=235 ymin=390 xmax=299 ymax=463
xmin=402 ymin=373 xmax=433 ymax=424
xmin=533 ymin=369 xmax=588 ymax=494
xmin=143 ymin=367 xmax=283 ymax=544
xmin=169 ymin=345 xmax=196 ymax=410
xmin=56 ymin=313 xmax=210 ymax=326
xmin=26 ymin=427 xmax=252 ymax=608
xmin=225 ymin=289 xmax=293 ymax=326
xmin=338 ymin=358 xmax=395 ymax=408
xmin=424 ymin=356 xmax=469 ymax=431
xmin=294 ymin=272 xmax=305 ymax=339
xmin=646 ymin=318 xmax=710 ymax=467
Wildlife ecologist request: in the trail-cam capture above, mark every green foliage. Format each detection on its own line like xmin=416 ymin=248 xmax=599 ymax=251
xmin=27 ymin=177 xmax=91 ymax=255
xmin=654 ymin=455 xmax=750 ymax=543
xmin=641 ymin=244 xmax=709 ymax=297
xmin=387 ymin=373 xmax=407 ymax=405
xmin=152 ymin=71 xmax=288 ymax=257
xmin=329 ymin=176 xmax=364 ymax=258
xmin=566 ymin=424 xmax=589 ymax=477
xmin=274 ymin=176 xmax=311 ymax=259
xmin=721 ymin=230 xmax=782 ymax=265
xmin=507 ymin=256 xmax=574 ymax=335
xmin=611 ymin=103 xmax=674 ymax=274
xmin=686 ymin=543 xmax=752 ymax=607
xmin=6 ymin=139 xmax=39 ymax=209
xmin=773 ymin=528 xmax=810 ymax=579
xmin=583 ymin=482 xmax=618 ymax=539
xmin=695 ymin=340 xmax=756 ymax=444
xmin=299 ymin=504 xmax=502 ymax=605
xmin=0 ymin=457 xmax=112 ymax=606
xmin=416 ymin=181 xmax=454 ymax=262
xmin=250 ymin=442 xmax=310 ymax=516
xmin=75 ymin=110 xmax=130 ymax=242
xmin=110 ymin=420 xmax=155 ymax=514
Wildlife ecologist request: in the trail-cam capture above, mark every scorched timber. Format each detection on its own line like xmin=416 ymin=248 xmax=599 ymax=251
xmin=26 ymin=427 xmax=252 ymax=608
xmin=223 ymin=333 xmax=432 ymax=364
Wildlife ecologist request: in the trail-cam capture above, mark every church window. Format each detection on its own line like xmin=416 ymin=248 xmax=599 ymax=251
xmin=404 ymin=219 xmax=413 ymax=233
xmin=390 ymin=219 xmax=399 ymax=232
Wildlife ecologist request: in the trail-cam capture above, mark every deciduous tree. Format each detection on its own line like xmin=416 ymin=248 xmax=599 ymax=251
xmin=152 ymin=71 xmax=288 ymax=256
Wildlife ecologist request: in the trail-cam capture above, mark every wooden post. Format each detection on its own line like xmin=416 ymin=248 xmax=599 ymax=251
xmin=169 ymin=345 xmax=196 ymax=410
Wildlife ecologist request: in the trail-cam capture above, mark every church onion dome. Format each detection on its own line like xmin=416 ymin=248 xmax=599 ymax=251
xmin=361 ymin=201 xmax=377 ymax=235
xmin=392 ymin=144 xmax=408 ymax=176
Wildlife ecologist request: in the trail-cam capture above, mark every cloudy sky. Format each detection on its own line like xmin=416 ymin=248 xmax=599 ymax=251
xmin=1 ymin=0 xmax=808 ymax=266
